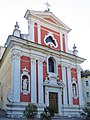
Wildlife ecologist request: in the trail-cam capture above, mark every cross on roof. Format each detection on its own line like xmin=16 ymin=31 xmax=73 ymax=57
xmin=45 ymin=2 xmax=51 ymax=12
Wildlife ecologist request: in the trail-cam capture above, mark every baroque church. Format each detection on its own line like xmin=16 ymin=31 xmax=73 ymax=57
xmin=0 ymin=7 xmax=85 ymax=118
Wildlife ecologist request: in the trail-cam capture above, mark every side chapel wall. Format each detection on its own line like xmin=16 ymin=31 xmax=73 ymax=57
xmin=0 ymin=49 xmax=12 ymax=109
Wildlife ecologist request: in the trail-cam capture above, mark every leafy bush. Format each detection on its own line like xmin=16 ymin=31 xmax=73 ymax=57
xmin=41 ymin=106 xmax=55 ymax=120
xmin=82 ymin=107 xmax=90 ymax=119
xmin=23 ymin=103 xmax=37 ymax=118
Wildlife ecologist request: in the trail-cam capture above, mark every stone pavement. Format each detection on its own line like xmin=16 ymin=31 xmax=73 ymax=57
xmin=0 ymin=116 xmax=87 ymax=120
xmin=0 ymin=118 xmax=85 ymax=120
xmin=0 ymin=109 xmax=86 ymax=120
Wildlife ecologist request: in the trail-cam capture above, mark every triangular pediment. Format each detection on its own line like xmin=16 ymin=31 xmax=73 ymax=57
xmin=24 ymin=10 xmax=71 ymax=32
xmin=43 ymin=16 xmax=66 ymax=29
xmin=44 ymin=17 xmax=57 ymax=24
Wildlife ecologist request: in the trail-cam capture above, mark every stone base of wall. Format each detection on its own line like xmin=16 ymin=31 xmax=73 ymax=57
xmin=6 ymin=102 xmax=27 ymax=118
xmin=6 ymin=102 xmax=45 ymax=118
xmin=62 ymin=105 xmax=84 ymax=117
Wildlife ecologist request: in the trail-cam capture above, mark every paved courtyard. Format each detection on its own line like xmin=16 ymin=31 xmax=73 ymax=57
xmin=0 ymin=117 xmax=87 ymax=120
xmin=0 ymin=116 xmax=87 ymax=120
xmin=0 ymin=109 xmax=86 ymax=120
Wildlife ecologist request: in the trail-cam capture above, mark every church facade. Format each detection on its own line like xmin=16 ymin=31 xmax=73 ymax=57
xmin=0 ymin=10 xmax=85 ymax=118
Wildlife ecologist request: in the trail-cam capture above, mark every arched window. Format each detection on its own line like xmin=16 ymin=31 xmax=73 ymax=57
xmin=48 ymin=57 xmax=54 ymax=73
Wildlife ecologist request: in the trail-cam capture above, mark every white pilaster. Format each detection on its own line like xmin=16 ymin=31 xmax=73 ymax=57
xmin=28 ymin=20 xmax=34 ymax=42
xmin=45 ymin=87 xmax=49 ymax=106
xmin=38 ymin=60 xmax=44 ymax=104
xmin=58 ymin=91 xmax=62 ymax=114
xmin=31 ymin=59 xmax=36 ymax=103
xmin=62 ymin=65 xmax=67 ymax=105
xmin=77 ymin=68 xmax=84 ymax=106
xmin=11 ymin=51 xmax=20 ymax=102
xmin=65 ymin=33 xmax=68 ymax=52
xmin=38 ymin=23 xmax=41 ymax=44
xmin=60 ymin=32 xmax=63 ymax=51
xmin=67 ymin=67 xmax=73 ymax=105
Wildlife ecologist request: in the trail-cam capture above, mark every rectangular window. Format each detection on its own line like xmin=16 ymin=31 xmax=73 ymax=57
xmin=86 ymin=92 xmax=89 ymax=98
xmin=87 ymin=102 xmax=90 ymax=106
xmin=86 ymin=81 xmax=89 ymax=86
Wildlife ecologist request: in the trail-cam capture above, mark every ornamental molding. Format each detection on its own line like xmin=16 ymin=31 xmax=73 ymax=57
xmin=11 ymin=51 xmax=21 ymax=60
xmin=43 ymin=75 xmax=64 ymax=88
xmin=44 ymin=32 xmax=58 ymax=48
xmin=30 ymin=54 xmax=45 ymax=62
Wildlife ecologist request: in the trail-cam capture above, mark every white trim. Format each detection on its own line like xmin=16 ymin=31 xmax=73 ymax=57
xmin=38 ymin=60 xmax=44 ymax=104
xmin=62 ymin=66 xmax=68 ymax=105
xmin=31 ymin=59 xmax=36 ymax=103
xmin=47 ymin=56 xmax=58 ymax=75
xmin=60 ymin=32 xmax=63 ymax=51
xmin=45 ymin=86 xmax=62 ymax=114
xmin=67 ymin=68 xmax=73 ymax=105
xmin=58 ymin=91 xmax=62 ymax=114
xmin=38 ymin=23 xmax=41 ymax=44
xmin=28 ymin=20 xmax=34 ymax=42
xmin=11 ymin=52 xmax=20 ymax=102
xmin=65 ymin=33 xmax=68 ymax=52
xmin=77 ymin=69 xmax=84 ymax=106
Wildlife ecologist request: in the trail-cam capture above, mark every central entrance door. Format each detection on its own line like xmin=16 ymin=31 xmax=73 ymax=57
xmin=49 ymin=92 xmax=58 ymax=113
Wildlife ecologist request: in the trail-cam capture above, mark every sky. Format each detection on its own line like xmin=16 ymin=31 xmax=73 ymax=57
xmin=0 ymin=0 xmax=90 ymax=70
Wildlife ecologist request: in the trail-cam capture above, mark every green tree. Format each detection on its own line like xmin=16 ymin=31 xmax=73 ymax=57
xmin=81 ymin=69 xmax=90 ymax=77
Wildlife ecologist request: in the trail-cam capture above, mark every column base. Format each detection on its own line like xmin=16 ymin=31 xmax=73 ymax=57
xmin=6 ymin=102 xmax=45 ymax=118
xmin=37 ymin=103 xmax=45 ymax=118
xmin=6 ymin=102 xmax=28 ymax=118
xmin=62 ymin=105 xmax=83 ymax=117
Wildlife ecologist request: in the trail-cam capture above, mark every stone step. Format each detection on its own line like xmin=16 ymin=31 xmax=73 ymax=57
xmin=52 ymin=115 xmax=67 ymax=120
xmin=0 ymin=109 xmax=6 ymax=118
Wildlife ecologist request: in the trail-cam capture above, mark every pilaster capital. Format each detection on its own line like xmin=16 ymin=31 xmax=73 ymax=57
xmin=57 ymin=59 xmax=61 ymax=65
xmin=30 ymin=57 xmax=36 ymax=63
xmin=67 ymin=65 xmax=72 ymax=71
xmin=60 ymin=64 xmax=66 ymax=69
xmin=66 ymin=67 xmax=71 ymax=72
xmin=29 ymin=19 xmax=34 ymax=24
xmin=77 ymin=69 xmax=82 ymax=74
xmin=37 ymin=22 xmax=41 ymax=26
xmin=38 ymin=59 xmax=43 ymax=63
xmin=11 ymin=51 xmax=21 ymax=60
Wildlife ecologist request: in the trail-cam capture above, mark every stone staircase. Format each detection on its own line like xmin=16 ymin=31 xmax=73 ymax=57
xmin=0 ymin=109 xmax=6 ymax=118
xmin=6 ymin=102 xmax=26 ymax=118
xmin=52 ymin=114 xmax=68 ymax=119
xmin=52 ymin=114 xmax=86 ymax=120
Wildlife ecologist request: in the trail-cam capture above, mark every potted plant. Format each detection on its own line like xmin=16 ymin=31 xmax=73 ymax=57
xmin=23 ymin=103 xmax=37 ymax=120
xmin=82 ymin=107 xmax=90 ymax=120
xmin=41 ymin=106 xmax=55 ymax=120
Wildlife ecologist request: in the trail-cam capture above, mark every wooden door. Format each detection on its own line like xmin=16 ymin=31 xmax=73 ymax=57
xmin=49 ymin=92 xmax=58 ymax=113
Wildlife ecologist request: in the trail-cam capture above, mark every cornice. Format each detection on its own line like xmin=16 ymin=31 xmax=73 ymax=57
xmin=6 ymin=35 xmax=86 ymax=64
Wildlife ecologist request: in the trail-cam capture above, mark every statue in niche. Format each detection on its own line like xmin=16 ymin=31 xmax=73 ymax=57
xmin=72 ymin=84 xmax=77 ymax=96
xmin=22 ymin=76 xmax=28 ymax=91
